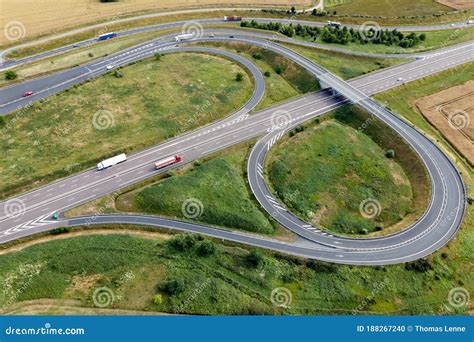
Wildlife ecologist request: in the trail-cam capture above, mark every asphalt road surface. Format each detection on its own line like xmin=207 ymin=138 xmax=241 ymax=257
xmin=2 ymin=9 xmax=472 ymax=64
xmin=0 ymin=27 xmax=471 ymax=265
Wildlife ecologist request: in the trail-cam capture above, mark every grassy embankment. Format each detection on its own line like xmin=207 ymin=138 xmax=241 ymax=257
xmin=0 ymin=228 xmax=471 ymax=315
xmin=0 ymin=53 xmax=253 ymax=199
xmin=267 ymin=106 xmax=430 ymax=236
xmin=288 ymin=26 xmax=474 ymax=55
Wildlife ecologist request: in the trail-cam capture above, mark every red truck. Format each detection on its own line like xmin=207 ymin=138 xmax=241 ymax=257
xmin=224 ymin=16 xmax=242 ymax=21
xmin=154 ymin=155 xmax=182 ymax=170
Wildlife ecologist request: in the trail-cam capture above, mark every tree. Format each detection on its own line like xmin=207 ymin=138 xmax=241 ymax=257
xmin=263 ymin=71 xmax=271 ymax=77
xmin=246 ymin=250 xmax=264 ymax=268
xmin=291 ymin=6 xmax=296 ymax=14
xmin=197 ymin=240 xmax=216 ymax=256
xmin=153 ymin=294 xmax=163 ymax=304
xmin=161 ymin=279 xmax=186 ymax=295
xmin=385 ymin=149 xmax=395 ymax=158
xmin=154 ymin=52 xmax=161 ymax=60
xmin=5 ymin=70 xmax=17 ymax=80
xmin=169 ymin=234 xmax=198 ymax=251
xmin=274 ymin=65 xmax=283 ymax=74
xmin=0 ymin=116 xmax=5 ymax=128
xmin=235 ymin=72 xmax=244 ymax=81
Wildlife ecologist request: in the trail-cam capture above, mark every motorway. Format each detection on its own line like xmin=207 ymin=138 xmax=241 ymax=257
xmin=0 ymin=23 xmax=471 ymax=264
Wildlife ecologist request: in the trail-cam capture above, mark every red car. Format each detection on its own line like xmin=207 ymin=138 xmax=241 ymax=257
xmin=23 ymin=91 xmax=33 ymax=97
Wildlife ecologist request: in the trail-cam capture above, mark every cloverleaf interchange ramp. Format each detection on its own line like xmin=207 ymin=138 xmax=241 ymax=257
xmin=0 ymin=23 xmax=471 ymax=264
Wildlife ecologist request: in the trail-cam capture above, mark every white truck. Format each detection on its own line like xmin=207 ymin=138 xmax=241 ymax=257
xmin=97 ymin=153 xmax=127 ymax=171
xmin=175 ymin=33 xmax=194 ymax=42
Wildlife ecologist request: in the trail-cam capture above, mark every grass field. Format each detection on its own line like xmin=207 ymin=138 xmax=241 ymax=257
xmin=0 ymin=227 xmax=471 ymax=315
xmin=199 ymin=41 xmax=319 ymax=109
xmin=0 ymin=53 xmax=253 ymax=198
xmin=117 ymin=142 xmax=276 ymax=235
xmin=280 ymin=42 xmax=404 ymax=79
xmin=0 ymin=0 xmax=312 ymax=44
xmin=267 ymin=112 xmax=418 ymax=235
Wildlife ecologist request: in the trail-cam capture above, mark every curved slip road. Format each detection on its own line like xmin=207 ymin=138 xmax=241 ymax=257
xmin=0 ymin=30 xmax=471 ymax=264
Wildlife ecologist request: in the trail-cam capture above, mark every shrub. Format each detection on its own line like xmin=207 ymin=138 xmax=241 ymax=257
xmin=153 ymin=294 xmax=163 ymax=304
xmin=154 ymin=52 xmax=161 ymax=60
xmin=274 ymin=65 xmax=283 ymax=74
xmin=235 ymin=72 xmax=244 ymax=81
xmin=114 ymin=70 xmax=123 ymax=78
xmin=467 ymin=196 xmax=473 ymax=205
xmin=5 ymin=70 xmax=17 ymax=80
xmin=246 ymin=250 xmax=264 ymax=268
xmin=404 ymin=259 xmax=433 ymax=272
xmin=305 ymin=260 xmax=337 ymax=273
xmin=50 ymin=227 xmax=70 ymax=235
xmin=252 ymin=52 xmax=262 ymax=60
xmin=197 ymin=240 xmax=216 ymax=257
xmin=0 ymin=116 xmax=5 ymax=128
xmin=263 ymin=71 xmax=271 ymax=77
xmin=169 ymin=234 xmax=198 ymax=251
xmin=385 ymin=149 xmax=395 ymax=158
xmin=88 ymin=52 xmax=94 ymax=57
xmin=161 ymin=279 xmax=186 ymax=295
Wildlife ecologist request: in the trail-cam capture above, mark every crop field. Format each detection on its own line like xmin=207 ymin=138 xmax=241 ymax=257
xmin=436 ymin=0 xmax=474 ymax=10
xmin=0 ymin=53 xmax=253 ymax=198
xmin=0 ymin=0 xmax=311 ymax=43
xmin=375 ymin=61 xmax=474 ymax=172
xmin=0 ymin=228 xmax=471 ymax=315
xmin=414 ymin=80 xmax=474 ymax=166
xmin=325 ymin=0 xmax=452 ymax=16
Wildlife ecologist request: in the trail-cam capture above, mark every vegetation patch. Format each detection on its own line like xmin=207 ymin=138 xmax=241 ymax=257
xmin=267 ymin=106 xmax=429 ymax=235
xmin=242 ymin=20 xmax=427 ymax=48
xmin=0 ymin=231 xmax=471 ymax=315
xmin=120 ymin=143 xmax=276 ymax=235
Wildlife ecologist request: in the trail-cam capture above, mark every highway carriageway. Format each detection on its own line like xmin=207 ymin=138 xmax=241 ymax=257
xmin=0 ymin=32 xmax=471 ymax=264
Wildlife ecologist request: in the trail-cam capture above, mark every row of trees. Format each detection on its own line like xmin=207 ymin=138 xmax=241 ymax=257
xmin=240 ymin=20 xmax=426 ymax=48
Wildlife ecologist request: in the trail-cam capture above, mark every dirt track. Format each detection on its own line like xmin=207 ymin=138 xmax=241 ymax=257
xmin=414 ymin=80 xmax=473 ymax=166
